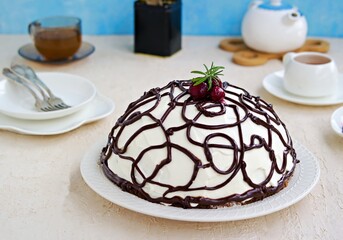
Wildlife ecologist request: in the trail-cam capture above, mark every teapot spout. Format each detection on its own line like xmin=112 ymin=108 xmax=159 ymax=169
xmin=288 ymin=10 xmax=302 ymax=22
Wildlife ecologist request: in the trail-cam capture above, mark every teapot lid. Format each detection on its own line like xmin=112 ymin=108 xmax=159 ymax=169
xmin=258 ymin=0 xmax=293 ymax=10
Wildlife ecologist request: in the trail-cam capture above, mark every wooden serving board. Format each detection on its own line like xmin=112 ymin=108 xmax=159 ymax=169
xmin=219 ymin=38 xmax=330 ymax=66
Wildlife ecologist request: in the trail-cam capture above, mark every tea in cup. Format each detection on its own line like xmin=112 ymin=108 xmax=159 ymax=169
xmin=28 ymin=16 xmax=82 ymax=61
xmin=283 ymin=52 xmax=338 ymax=97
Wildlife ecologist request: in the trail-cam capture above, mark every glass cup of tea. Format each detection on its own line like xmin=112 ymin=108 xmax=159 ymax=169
xmin=28 ymin=16 xmax=82 ymax=61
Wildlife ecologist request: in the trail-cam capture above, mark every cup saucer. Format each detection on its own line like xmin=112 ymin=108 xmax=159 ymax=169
xmin=262 ymin=71 xmax=343 ymax=106
xmin=18 ymin=42 xmax=95 ymax=64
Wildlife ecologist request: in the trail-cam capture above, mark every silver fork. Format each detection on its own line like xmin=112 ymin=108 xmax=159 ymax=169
xmin=3 ymin=68 xmax=58 ymax=112
xmin=11 ymin=64 xmax=71 ymax=109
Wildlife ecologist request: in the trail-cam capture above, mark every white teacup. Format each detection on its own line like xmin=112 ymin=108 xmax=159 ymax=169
xmin=283 ymin=52 xmax=338 ymax=97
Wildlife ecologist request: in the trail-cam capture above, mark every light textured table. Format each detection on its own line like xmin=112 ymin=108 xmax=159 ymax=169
xmin=1 ymin=35 xmax=342 ymax=240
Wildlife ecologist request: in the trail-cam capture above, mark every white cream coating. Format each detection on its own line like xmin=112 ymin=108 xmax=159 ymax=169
xmin=108 ymin=84 xmax=295 ymax=201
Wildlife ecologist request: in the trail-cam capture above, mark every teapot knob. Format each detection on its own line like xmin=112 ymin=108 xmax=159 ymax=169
xmin=270 ymin=0 xmax=282 ymax=6
xmin=249 ymin=0 xmax=263 ymax=8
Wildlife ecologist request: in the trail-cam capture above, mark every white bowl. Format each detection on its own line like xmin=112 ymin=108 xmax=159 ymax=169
xmin=0 ymin=72 xmax=96 ymax=120
xmin=331 ymin=107 xmax=343 ymax=137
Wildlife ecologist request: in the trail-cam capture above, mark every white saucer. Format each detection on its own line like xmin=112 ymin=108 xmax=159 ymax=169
xmin=331 ymin=107 xmax=343 ymax=137
xmin=263 ymin=71 xmax=343 ymax=106
xmin=0 ymin=72 xmax=96 ymax=120
xmin=0 ymin=93 xmax=114 ymax=135
xmin=18 ymin=42 xmax=95 ymax=64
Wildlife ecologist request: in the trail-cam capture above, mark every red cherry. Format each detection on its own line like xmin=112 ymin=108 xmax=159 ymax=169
xmin=212 ymin=78 xmax=223 ymax=88
xmin=210 ymin=86 xmax=225 ymax=102
xmin=189 ymin=82 xmax=208 ymax=100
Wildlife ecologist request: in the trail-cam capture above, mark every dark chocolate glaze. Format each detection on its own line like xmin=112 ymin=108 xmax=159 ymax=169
xmin=100 ymin=80 xmax=298 ymax=209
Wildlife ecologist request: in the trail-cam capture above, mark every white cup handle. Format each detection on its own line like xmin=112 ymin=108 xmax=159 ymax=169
xmin=283 ymin=52 xmax=296 ymax=67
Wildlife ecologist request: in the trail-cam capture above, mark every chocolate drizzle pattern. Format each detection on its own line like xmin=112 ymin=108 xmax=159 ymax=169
xmin=100 ymin=80 xmax=298 ymax=209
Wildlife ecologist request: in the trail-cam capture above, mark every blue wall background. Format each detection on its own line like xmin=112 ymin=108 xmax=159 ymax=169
xmin=0 ymin=0 xmax=342 ymax=37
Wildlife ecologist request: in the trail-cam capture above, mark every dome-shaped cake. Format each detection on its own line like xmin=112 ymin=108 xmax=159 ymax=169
xmin=100 ymin=65 xmax=298 ymax=209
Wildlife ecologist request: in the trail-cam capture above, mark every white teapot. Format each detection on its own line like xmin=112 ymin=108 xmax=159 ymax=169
xmin=241 ymin=0 xmax=307 ymax=53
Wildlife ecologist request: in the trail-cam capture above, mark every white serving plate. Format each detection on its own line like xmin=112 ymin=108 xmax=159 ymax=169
xmin=81 ymin=140 xmax=320 ymax=222
xmin=0 ymin=72 xmax=96 ymax=120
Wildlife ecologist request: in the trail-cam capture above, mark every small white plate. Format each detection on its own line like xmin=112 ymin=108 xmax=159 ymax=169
xmin=263 ymin=71 xmax=343 ymax=106
xmin=331 ymin=107 xmax=343 ymax=137
xmin=80 ymin=140 xmax=320 ymax=222
xmin=0 ymin=93 xmax=114 ymax=135
xmin=0 ymin=72 xmax=96 ymax=120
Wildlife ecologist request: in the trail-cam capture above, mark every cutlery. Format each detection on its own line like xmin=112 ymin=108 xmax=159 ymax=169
xmin=2 ymin=68 xmax=59 ymax=112
xmin=11 ymin=63 xmax=71 ymax=109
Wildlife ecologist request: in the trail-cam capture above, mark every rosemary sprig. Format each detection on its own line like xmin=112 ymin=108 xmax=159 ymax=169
xmin=191 ymin=62 xmax=224 ymax=90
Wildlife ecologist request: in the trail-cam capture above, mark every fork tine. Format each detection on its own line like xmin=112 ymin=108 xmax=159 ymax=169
xmin=42 ymin=107 xmax=55 ymax=112
xmin=56 ymin=104 xmax=67 ymax=109
xmin=59 ymin=103 xmax=71 ymax=108
xmin=52 ymin=101 xmax=71 ymax=109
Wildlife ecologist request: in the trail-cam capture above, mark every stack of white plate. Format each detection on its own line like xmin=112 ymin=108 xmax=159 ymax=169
xmin=0 ymin=72 xmax=115 ymax=135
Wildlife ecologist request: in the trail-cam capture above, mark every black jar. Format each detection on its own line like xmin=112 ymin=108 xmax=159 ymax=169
xmin=134 ymin=0 xmax=182 ymax=56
